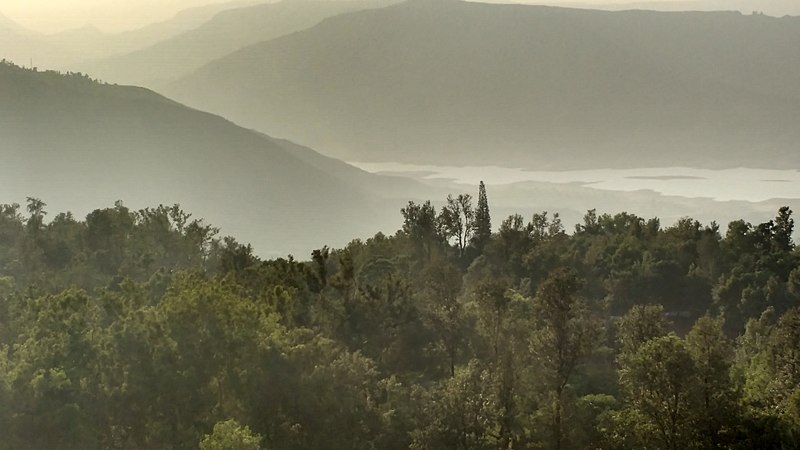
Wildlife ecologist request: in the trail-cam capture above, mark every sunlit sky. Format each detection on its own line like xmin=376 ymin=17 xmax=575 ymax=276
xmin=3 ymin=0 xmax=678 ymax=33
xmin=1 ymin=0 xmax=238 ymax=33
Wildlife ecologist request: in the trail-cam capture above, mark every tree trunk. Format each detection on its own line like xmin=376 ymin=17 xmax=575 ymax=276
xmin=554 ymin=386 xmax=563 ymax=450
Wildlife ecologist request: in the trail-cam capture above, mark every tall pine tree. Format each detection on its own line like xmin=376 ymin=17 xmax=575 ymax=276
xmin=472 ymin=181 xmax=492 ymax=250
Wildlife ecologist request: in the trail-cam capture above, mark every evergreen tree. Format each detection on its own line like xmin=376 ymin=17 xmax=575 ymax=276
xmin=471 ymin=182 xmax=492 ymax=251
xmin=773 ymin=206 xmax=795 ymax=253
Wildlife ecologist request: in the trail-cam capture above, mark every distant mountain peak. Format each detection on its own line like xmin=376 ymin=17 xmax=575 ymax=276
xmin=51 ymin=24 xmax=107 ymax=38
xmin=0 ymin=11 xmax=32 ymax=34
xmin=405 ymin=0 xmax=461 ymax=4
xmin=402 ymin=0 xmax=462 ymax=7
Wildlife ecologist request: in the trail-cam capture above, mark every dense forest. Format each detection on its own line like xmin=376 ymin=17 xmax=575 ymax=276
xmin=1 ymin=185 xmax=799 ymax=449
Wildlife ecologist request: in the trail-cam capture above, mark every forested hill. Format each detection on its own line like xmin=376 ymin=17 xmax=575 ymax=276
xmin=167 ymin=0 xmax=800 ymax=169
xmin=0 ymin=62 xmax=428 ymax=257
xmin=1 ymin=191 xmax=798 ymax=449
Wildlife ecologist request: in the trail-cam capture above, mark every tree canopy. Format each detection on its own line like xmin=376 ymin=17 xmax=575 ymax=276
xmin=0 ymin=192 xmax=797 ymax=449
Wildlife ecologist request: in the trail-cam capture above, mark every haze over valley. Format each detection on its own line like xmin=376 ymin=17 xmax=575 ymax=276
xmin=2 ymin=2 xmax=800 ymax=448
xmin=164 ymin=0 xmax=800 ymax=169
xmin=2 ymin=0 xmax=799 ymax=254
xmin=0 ymin=62 xmax=433 ymax=256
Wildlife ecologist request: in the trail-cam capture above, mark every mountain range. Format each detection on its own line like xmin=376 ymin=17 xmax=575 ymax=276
xmin=3 ymin=0 xmax=799 ymax=256
xmin=0 ymin=12 xmax=70 ymax=67
xmin=0 ymin=1 xmax=258 ymax=69
xmin=164 ymin=0 xmax=800 ymax=169
xmin=0 ymin=62 xmax=430 ymax=257
xmin=77 ymin=0 xmax=396 ymax=87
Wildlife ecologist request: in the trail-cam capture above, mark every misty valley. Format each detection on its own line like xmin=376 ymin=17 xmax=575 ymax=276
xmin=1 ymin=0 xmax=800 ymax=449
xmin=351 ymin=163 xmax=800 ymax=203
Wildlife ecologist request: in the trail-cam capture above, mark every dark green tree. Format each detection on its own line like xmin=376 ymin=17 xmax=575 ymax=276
xmin=421 ymin=260 xmax=466 ymax=378
xmin=24 ymin=197 xmax=47 ymax=233
xmin=530 ymin=269 xmax=601 ymax=450
xmin=686 ymin=315 xmax=737 ymax=447
xmin=471 ymin=181 xmax=491 ymax=251
xmin=616 ymin=304 xmax=671 ymax=359
xmin=401 ymin=201 xmax=441 ymax=261
xmin=439 ymin=194 xmax=474 ymax=259
xmin=617 ymin=335 xmax=698 ymax=450
xmin=410 ymin=360 xmax=500 ymax=450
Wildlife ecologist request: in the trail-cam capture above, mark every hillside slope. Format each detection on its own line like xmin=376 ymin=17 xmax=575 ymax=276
xmin=0 ymin=62 xmax=422 ymax=256
xmin=166 ymin=0 xmax=800 ymax=169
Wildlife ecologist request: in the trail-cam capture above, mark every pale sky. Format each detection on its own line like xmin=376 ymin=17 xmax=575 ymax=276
xmin=1 ymin=0 xmax=238 ymax=33
xmin=2 ymin=0 xmax=684 ymax=33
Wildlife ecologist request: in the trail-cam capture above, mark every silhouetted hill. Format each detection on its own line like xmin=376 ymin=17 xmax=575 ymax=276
xmin=166 ymin=0 xmax=800 ymax=169
xmin=77 ymin=0 xmax=393 ymax=87
xmin=0 ymin=62 xmax=426 ymax=256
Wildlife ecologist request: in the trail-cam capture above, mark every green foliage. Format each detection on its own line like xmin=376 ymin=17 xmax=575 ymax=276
xmin=530 ymin=269 xmax=602 ymax=450
xmin=471 ymin=181 xmax=492 ymax=251
xmin=685 ymin=315 xmax=738 ymax=447
xmin=616 ymin=304 xmax=670 ymax=358
xmin=0 ymin=198 xmax=797 ymax=449
xmin=768 ymin=308 xmax=800 ymax=409
xmin=410 ymin=360 xmax=501 ymax=450
xmin=401 ymin=200 xmax=442 ymax=261
xmin=439 ymin=194 xmax=474 ymax=259
xmin=199 ymin=419 xmax=263 ymax=450
xmin=617 ymin=335 xmax=698 ymax=449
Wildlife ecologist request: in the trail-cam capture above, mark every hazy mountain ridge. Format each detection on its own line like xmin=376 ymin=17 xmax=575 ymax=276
xmin=0 ymin=13 xmax=76 ymax=67
xmin=0 ymin=62 xmax=425 ymax=256
xmin=0 ymin=11 xmax=33 ymax=35
xmin=553 ymin=0 xmax=800 ymax=17
xmin=165 ymin=0 xmax=800 ymax=169
xmin=0 ymin=1 xmax=260 ymax=70
xmin=76 ymin=0 xmax=396 ymax=87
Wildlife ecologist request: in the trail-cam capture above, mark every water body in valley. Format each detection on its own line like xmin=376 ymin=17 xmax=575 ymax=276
xmin=349 ymin=163 xmax=800 ymax=203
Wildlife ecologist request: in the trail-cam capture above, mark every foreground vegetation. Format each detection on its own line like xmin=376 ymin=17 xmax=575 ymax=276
xmin=1 ymin=186 xmax=799 ymax=449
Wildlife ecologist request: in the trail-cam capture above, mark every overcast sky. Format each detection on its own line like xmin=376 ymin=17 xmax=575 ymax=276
xmin=3 ymin=0 xmax=677 ymax=33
